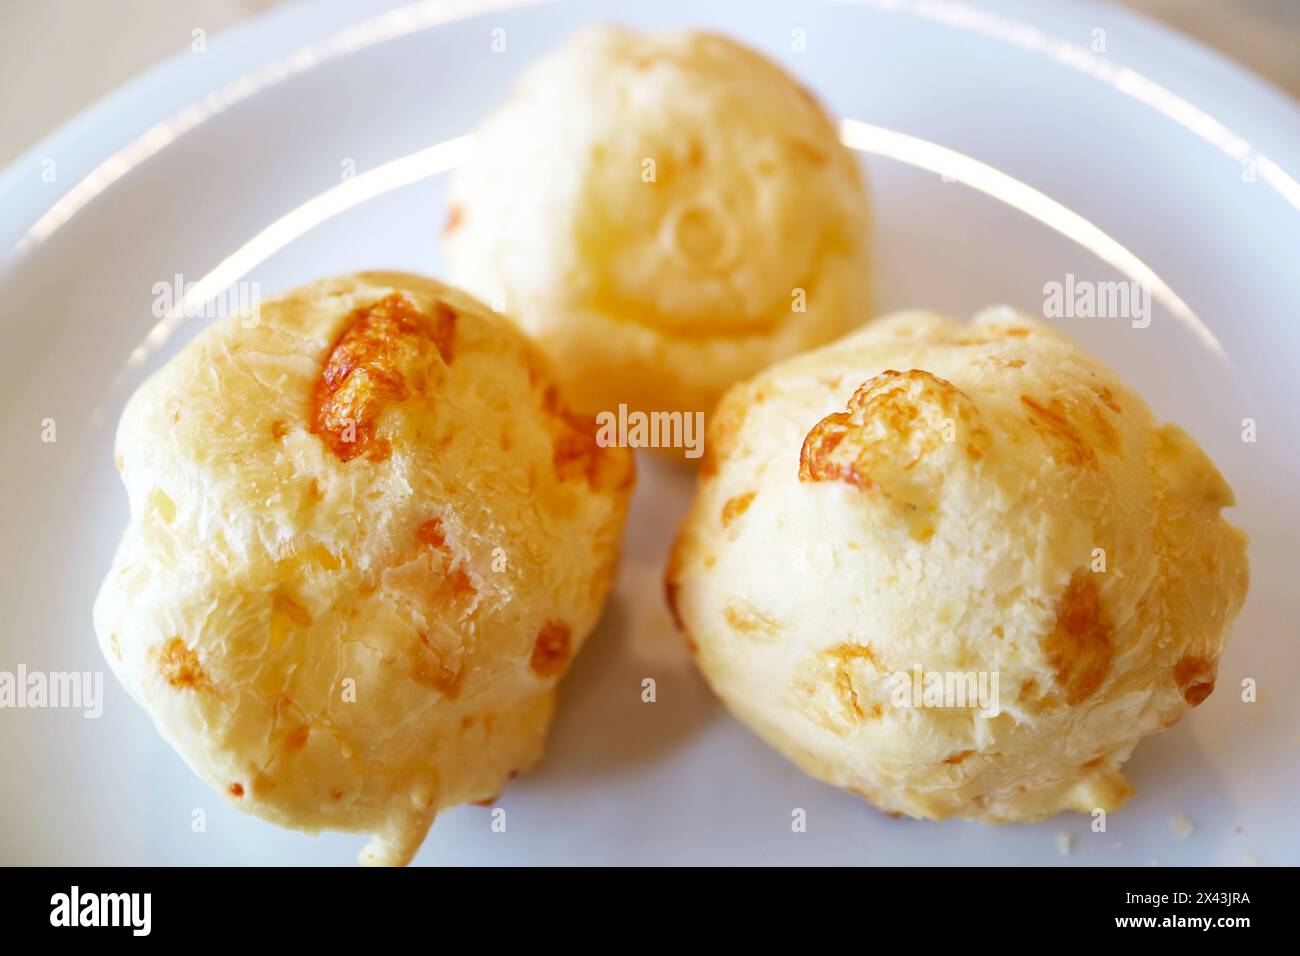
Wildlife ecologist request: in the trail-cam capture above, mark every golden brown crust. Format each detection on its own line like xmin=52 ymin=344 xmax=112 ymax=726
xmin=1173 ymin=656 xmax=1217 ymax=707
xmin=310 ymin=292 xmax=456 ymax=462
xmin=720 ymin=491 xmax=756 ymax=527
xmin=799 ymin=369 xmax=990 ymax=542
xmin=530 ymin=621 xmax=573 ymax=678
xmin=152 ymin=637 xmax=212 ymax=692
xmin=546 ymin=392 xmax=635 ymax=494
xmin=1020 ymin=392 xmax=1120 ymax=468
xmin=1042 ymin=571 xmax=1113 ymax=706
xmin=800 ymin=370 xmax=990 ymax=487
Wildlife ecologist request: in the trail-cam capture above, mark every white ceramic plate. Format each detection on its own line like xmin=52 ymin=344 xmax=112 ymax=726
xmin=2 ymin=0 xmax=1297 ymax=866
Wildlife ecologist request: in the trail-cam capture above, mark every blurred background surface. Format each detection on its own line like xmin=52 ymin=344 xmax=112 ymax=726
xmin=1 ymin=0 xmax=1298 ymax=168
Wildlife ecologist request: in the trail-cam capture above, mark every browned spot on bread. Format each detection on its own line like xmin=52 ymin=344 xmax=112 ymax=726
xmin=416 ymin=518 xmax=446 ymax=549
xmin=632 ymin=52 xmax=665 ymax=70
xmin=1174 ymin=656 xmax=1217 ymax=706
xmin=270 ymin=419 xmax=287 ymax=440
xmin=724 ymin=602 xmax=781 ymax=637
xmin=1094 ymin=386 xmax=1122 ymax=414
xmin=153 ymin=637 xmax=211 ymax=692
xmin=684 ymin=138 xmax=704 ymax=168
xmin=1082 ymin=756 xmax=1105 ymax=769
xmin=943 ymin=750 xmax=974 ymax=765
xmin=1021 ymin=391 xmax=1120 ymax=467
xmin=530 ymin=621 xmax=571 ymax=678
xmin=790 ymin=138 xmax=830 ymax=165
xmin=827 ymin=643 xmax=880 ymax=725
xmin=411 ymin=631 xmax=463 ymax=697
xmin=228 ymin=783 xmax=244 ymax=797
xmin=830 ymin=643 xmax=876 ymax=666
xmin=545 ymin=388 xmax=634 ymax=494
xmin=1042 ymin=571 xmax=1112 ymax=704
xmin=311 ymin=292 xmax=456 ymax=462
xmin=801 ymin=370 xmax=989 ymax=487
xmin=551 ymin=410 xmax=605 ymax=482
xmin=444 ymin=204 xmax=464 ymax=235
xmin=720 ymin=491 xmax=756 ymax=527
xmin=448 ymin=566 xmax=476 ymax=598
xmin=1082 ymin=395 xmax=1120 ymax=451
xmin=1021 ymin=396 xmax=1092 ymax=467
xmin=331 ymin=789 xmax=344 ymax=800
xmin=270 ymin=592 xmax=312 ymax=648
xmin=800 ymin=371 xmax=989 ymax=538
xmin=699 ymin=444 xmax=720 ymax=479
xmin=429 ymin=302 xmax=457 ymax=361
xmin=285 ymin=725 xmax=310 ymax=751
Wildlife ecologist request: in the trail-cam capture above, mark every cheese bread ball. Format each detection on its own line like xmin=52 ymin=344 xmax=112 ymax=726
xmin=666 ymin=308 xmax=1248 ymax=821
xmin=94 ymin=272 xmax=634 ymax=865
xmin=444 ymin=26 xmax=870 ymax=419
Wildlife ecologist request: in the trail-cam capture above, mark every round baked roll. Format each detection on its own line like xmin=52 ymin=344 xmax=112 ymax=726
xmin=444 ymin=26 xmax=870 ymax=419
xmin=666 ymin=307 xmax=1248 ymax=821
xmin=94 ymin=272 xmax=634 ymax=865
